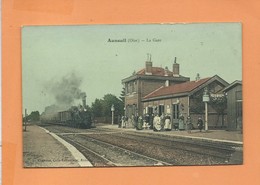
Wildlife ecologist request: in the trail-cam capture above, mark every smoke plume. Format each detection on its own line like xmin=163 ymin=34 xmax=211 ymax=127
xmin=45 ymin=72 xmax=86 ymax=111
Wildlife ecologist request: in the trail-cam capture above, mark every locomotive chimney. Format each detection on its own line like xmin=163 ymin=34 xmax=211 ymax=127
xmin=145 ymin=53 xmax=152 ymax=75
xmin=82 ymin=94 xmax=87 ymax=108
xmin=172 ymin=57 xmax=180 ymax=77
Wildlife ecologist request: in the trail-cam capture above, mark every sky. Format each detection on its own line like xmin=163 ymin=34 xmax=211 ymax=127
xmin=22 ymin=23 xmax=242 ymax=114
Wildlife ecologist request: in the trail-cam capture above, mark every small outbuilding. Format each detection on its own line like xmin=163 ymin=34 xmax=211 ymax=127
xmin=223 ymin=81 xmax=242 ymax=131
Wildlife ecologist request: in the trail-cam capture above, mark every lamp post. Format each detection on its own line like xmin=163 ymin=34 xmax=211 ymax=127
xmin=111 ymin=104 xmax=115 ymax=125
xmin=203 ymin=87 xmax=210 ymax=131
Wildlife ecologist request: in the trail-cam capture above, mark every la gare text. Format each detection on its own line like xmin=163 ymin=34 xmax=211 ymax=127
xmin=107 ymin=38 xmax=162 ymax=43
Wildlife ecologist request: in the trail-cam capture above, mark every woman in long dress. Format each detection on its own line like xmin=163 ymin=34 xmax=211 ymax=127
xmin=186 ymin=116 xmax=192 ymax=133
xmin=164 ymin=114 xmax=172 ymax=131
xmin=153 ymin=114 xmax=161 ymax=131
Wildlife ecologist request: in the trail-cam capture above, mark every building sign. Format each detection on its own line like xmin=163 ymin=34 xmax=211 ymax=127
xmin=203 ymin=94 xmax=210 ymax=102
xmin=210 ymin=93 xmax=225 ymax=98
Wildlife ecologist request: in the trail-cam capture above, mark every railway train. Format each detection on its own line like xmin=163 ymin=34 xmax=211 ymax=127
xmin=40 ymin=96 xmax=92 ymax=129
xmin=40 ymin=106 xmax=92 ymax=129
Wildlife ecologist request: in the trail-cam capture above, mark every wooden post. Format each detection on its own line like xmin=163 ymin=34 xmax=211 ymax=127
xmin=24 ymin=109 xmax=27 ymax=131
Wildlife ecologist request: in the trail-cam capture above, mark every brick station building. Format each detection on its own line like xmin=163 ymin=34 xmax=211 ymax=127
xmin=122 ymin=57 xmax=190 ymax=118
xmin=122 ymin=57 xmax=232 ymax=128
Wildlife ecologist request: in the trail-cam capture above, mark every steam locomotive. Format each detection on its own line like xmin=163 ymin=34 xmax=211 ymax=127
xmin=40 ymin=95 xmax=92 ymax=129
xmin=40 ymin=106 xmax=92 ymax=129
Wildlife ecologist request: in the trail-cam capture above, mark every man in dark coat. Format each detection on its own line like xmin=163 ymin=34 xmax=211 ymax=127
xmin=197 ymin=117 xmax=204 ymax=132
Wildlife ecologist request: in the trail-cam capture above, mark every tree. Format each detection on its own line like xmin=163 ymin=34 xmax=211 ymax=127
xmin=119 ymin=87 xmax=126 ymax=103
xmin=102 ymin=94 xmax=124 ymax=117
xmin=27 ymin=111 xmax=40 ymax=121
xmin=90 ymin=94 xmax=124 ymax=118
xmin=91 ymin=98 xmax=104 ymax=117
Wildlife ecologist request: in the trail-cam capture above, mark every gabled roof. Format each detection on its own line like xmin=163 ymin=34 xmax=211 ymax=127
xmin=223 ymin=80 xmax=242 ymax=92
xmin=136 ymin=67 xmax=173 ymax=76
xmin=143 ymin=78 xmax=210 ymax=100
xmin=142 ymin=75 xmax=229 ymax=101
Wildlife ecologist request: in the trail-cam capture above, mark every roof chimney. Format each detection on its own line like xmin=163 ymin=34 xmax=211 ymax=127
xmin=195 ymin=73 xmax=200 ymax=82
xmin=145 ymin=53 xmax=152 ymax=75
xmin=164 ymin=66 xmax=169 ymax=76
xmin=172 ymin=57 xmax=179 ymax=77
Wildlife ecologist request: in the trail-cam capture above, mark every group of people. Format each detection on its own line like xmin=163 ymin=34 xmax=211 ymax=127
xmin=119 ymin=114 xmax=153 ymax=130
xmin=172 ymin=115 xmax=204 ymax=133
xmin=183 ymin=116 xmax=204 ymax=133
xmin=119 ymin=113 xmax=204 ymax=133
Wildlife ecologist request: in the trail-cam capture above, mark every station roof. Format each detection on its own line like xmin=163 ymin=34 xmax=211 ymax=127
xmin=142 ymin=75 xmax=229 ymax=101
xmin=222 ymin=80 xmax=242 ymax=92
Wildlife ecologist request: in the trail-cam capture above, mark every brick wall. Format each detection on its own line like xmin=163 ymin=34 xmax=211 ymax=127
xmin=125 ymin=93 xmax=138 ymax=105
xmin=140 ymin=80 xmax=165 ymax=97
xmin=125 ymin=77 xmax=189 ymax=116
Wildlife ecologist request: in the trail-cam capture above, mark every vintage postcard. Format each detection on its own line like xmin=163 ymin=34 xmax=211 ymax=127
xmin=22 ymin=23 xmax=242 ymax=168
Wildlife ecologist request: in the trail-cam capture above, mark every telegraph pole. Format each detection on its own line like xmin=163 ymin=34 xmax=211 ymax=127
xmin=24 ymin=109 xmax=27 ymax=131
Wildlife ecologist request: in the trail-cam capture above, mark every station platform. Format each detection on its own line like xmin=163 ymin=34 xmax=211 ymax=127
xmin=99 ymin=123 xmax=243 ymax=145
xmin=23 ymin=124 xmax=92 ymax=167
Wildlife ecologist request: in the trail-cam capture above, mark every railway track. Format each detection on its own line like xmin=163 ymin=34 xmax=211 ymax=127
xmin=78 ymin=131 xmax=232 ymax=164
xmin=59 ymin=134 xmax=174 ymax=167
xmin=41 ymin=125 xmax=242 ymax=166
xmin=55 ymin=126 xmax=240 ymax=162
xmin=94 ymin=127 xmax=242 ymax=152
xmin=59 ymin=136 xmax=116 ymax=167
xmin=109 ymin=131 xmax=239 ymax=159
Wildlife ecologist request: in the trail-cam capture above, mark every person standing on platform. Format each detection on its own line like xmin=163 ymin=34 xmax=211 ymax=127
xmin=197 ymin=117 xmax=204 ymax=132
xmin=131 ymin=114 xmax=135 ymax=128
xmin=164 ymin=114 xmax=171 ymax=131
xmin=143 ymin=114 xmax=150 ymax=129
xmin=186 ymin=116 xmax=192 ymax=133
xmin=149 ymin=113 xmax=154 ymax=129
xmin=118 ymin=115 xmax=122 ymax=128
xmin=160 ymin=113 xmax=165 ymax=131
xmin=121 ymin=116 xmax=125 ymax=128
xmin=178 ymin=114 xmax=185 ymax=130
xmin=136 ymin=115 xmax=143 ymax=130
xmin=153 ymin=113 xmax=161 ymax=131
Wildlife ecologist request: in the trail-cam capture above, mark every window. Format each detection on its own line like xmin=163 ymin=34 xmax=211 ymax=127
xmin=172 ymin=104 xmax=179 ymax=119
xmin=125 ymin=83 xmax=128 ymax=94
xmin=236 ymin=91 xmax=242 ymax=101
xmin=148 ymin=107 xmax=153 ymax=115
xmin=159 ymin=105 xmax=165 ymax=116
